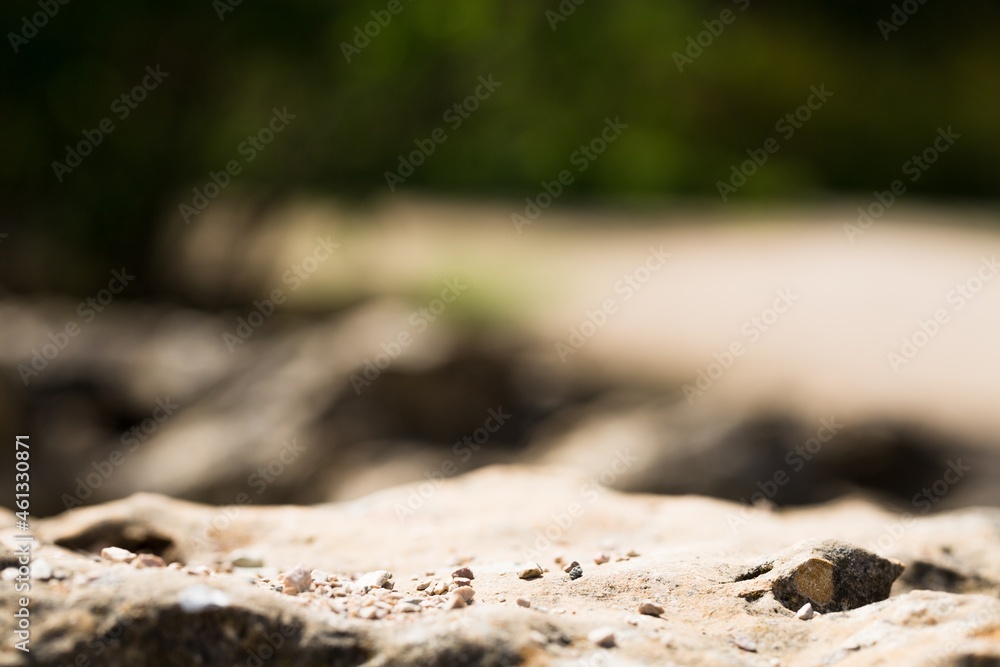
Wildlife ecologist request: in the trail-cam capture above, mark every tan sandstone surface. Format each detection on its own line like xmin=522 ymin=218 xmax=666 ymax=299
xmin=2 ymin=466 xmax=999 ymax=666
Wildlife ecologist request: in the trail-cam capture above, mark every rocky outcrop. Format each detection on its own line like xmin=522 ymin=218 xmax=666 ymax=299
xmin=2 ymin=467 xmax=998 ymax=666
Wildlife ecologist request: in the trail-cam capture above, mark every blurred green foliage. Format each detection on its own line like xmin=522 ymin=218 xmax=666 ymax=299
xmin=3 ymin=0 xmax=999 ymax=293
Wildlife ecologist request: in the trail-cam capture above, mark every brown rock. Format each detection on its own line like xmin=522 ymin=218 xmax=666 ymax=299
xmin=637 ymin=600 xmax=664 ymax=616
xmin=518 ymin=563 xmax=543 ymax=580
xmin=735 ymin=540 xmax=905 ymax=613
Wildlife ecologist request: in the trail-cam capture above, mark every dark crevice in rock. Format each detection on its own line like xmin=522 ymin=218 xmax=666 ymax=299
xmin=734 ymin=562 xmax=774 ymax=582
xmin=54 ymin=520 xmax=177 ymax=561
xmin=900 ymin=560 xmax=996 ymax=594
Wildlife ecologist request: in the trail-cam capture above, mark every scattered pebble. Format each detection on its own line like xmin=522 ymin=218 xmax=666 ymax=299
xmin=132 ymin=554 xmax=166 ymax=569
xmin=594 ymin=553 xmax=610 ymax=565
xmin=1 ymin=568 xmax=17 ymax=581
xmin=452 ymin=577 xmax=472 ymax=587
xmin=637 ymin=601 xmax=664 ymax=617
xmin=186 ymin=565 xmax=212 ymax=576
xmin=516 ymin=597 xmax=531 ymax=608
xmin=355 ymin=570 xmax=394 ymax=592
xmin=415 ymin=579 xmax=431 ymax=591
xmin=101 ymin=547 xmax=137 ymax=564
xmin=796 ymin=602 xmax=815 ymax=620
xmin=31 ymin=558 xmax=53 ymax=580
xmin=626 ymin=549 xmax=641 ymax=558
xmin=451 ymin=567 xmax=475 ymax=580
xmin=568 ymin=565 xmax=583 ymax=580
xmin=562 ymin=560 xmax=580 ymax=573
xmin=588 ymin=627 xmax=617 ymax=648
xmin=529 ymin=630 xmax=549 ymax=645
xmin=358 ymin=606 xmax=382 ymax=620
xmin=312 ymin=569 xmax=335 ymax=583
xmin=445 ymin=592 xmax=467 ymax=610
xmin=278 ymin=564 xmax=313 ymax=596
xmin=518 ymin=563 xmax=543 ymax=580
xmin=229 ymin=551 xmax=265 ymax=568
xmin=734 ymin=635 xmax=758 ymax=652
xmin=453 ymin=586 xmax=475 ymax=603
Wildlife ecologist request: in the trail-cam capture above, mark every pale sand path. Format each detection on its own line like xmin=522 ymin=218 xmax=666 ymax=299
xmin=175 ymin=197 xmax=1000 ymax=446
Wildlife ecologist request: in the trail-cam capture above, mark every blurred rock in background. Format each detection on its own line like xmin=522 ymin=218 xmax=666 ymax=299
xmin=3 ymin=201 xmax=999 ymax=517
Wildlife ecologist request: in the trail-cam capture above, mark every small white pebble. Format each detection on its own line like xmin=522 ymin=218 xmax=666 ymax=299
xmin=796 ymin=602 xmax=814 ymax=620
xmin=588 ymin=627 xmax=616 ymax=648
xmin=311 ymin=569 xmax=334 ymax=583
xmin=734 ymin=634 xmax=757 ymax=652
xmin=101 ymin=547 xmax=136 ymax=563
xmin=31 ymin=559 xmax=54 ymax=580
xmin=355 ymin=570 xmax=394 ymax=593
xmin=415 ymin=579 xmax=431 ymax=591
xmin=446 ymin=592 xmax=467 ymax=609
xmin=1 ymin=568 xmax=18 ymax=581
xmin=516 ymin=597 xmax=531 ymax=608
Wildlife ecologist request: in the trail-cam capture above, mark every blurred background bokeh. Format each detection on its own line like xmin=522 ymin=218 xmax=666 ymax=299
xmin=2 ymin=1 xmax=999 ymax=518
